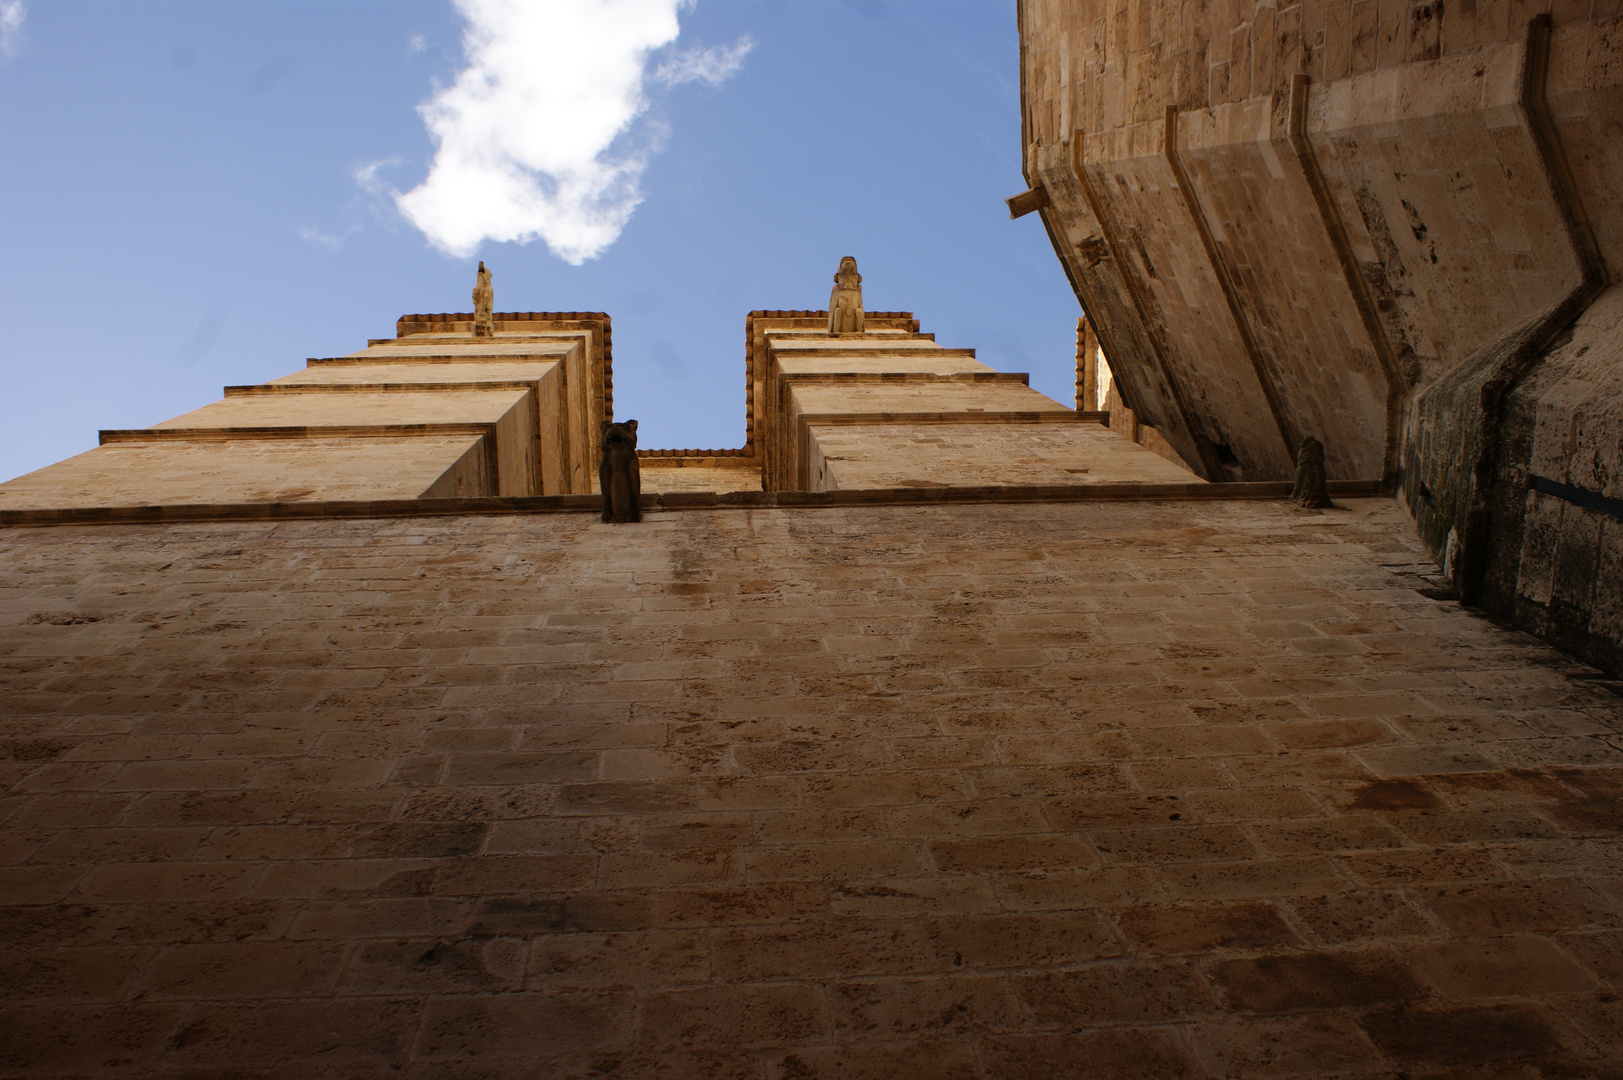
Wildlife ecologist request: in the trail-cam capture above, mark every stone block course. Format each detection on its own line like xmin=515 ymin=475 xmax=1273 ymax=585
xmin=1 ymin=497 xmax=1622 ymax=1075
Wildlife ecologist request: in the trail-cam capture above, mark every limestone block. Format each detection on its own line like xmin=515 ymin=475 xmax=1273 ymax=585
xmin=637 ymin=460 xmax=763 ymax=494
xmin=139 ymin=389 xmax=538 ymax=498
xmin=0 ymin=436 xmax=491 ymax=509
xmin=268 ymin=360 xmax=561 ymax=388
xmin=786 ymin=380 xmax=1070 ymax=420
xmin=346 ymin=338 xmax=580 ymax=360
xmin=1547 ymin=16 xmax=1623 ymax=272
xmin=805 ymin=421 xmax=1201 ymax=490
xmin=771 ymin=352 xmax=990 ymax=377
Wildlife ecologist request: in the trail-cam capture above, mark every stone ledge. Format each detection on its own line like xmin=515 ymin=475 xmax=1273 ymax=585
xmin=223 ymin=382 xmax=539 ymax=396
xmin=801 ymin=411 xmax=1082 ymax=426
xmin=784 ymin=372 xmax=1030 ymax=385
xmin=308 ymin=353 xmax=570 ymax=366
xmin=637 ymin=448 xmax=755 ymax=460
xmin=99 ymin=424 xmax=499 ymax=444
xmin=0 ymin=481 xmax=1389 ymax=528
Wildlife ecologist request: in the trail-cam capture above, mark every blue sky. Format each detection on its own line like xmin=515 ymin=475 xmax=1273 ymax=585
xmin=0 ymin=0 xmax=1080 ymax=480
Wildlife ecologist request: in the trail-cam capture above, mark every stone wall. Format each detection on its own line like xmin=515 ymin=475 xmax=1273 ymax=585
xmin=3 ymin=499 xmax=1621 ymax=1075
xmin=1019 ymin=0 xmax=1623 ymax=673
xmin=750 ymin=318 xmax=1145 ymax=493
xmin=0 ymin=322 xmax=609 ymax=510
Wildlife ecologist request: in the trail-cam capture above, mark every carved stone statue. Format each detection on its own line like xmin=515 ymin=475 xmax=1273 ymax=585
xmin=472 ymin=261 xmax=495 ymax=338
xmin=827 ymin=256 xmax=865 ymax=336
xmin=1290 ymin=435 xmax=1332 ymax=508
xmin=599 ymin=420 xmax=641 ymax=523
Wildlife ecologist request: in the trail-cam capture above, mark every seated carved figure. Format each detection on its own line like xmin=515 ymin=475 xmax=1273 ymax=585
xmin=599 ymin=420 xmax=641 ymax=523
xmin=827 ymin=256 xmax=864 ymax=336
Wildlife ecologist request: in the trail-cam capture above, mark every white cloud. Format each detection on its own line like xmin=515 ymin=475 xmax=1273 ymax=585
xmin=0 ymin=1 xmax=26 ymax=59
xmin=653 ymin=35 xmax=753 ymax=87
xmin=354 ymin=157 xmax=402 ymax=199
xmin=301 ymin=160 xmax=403 ymax=252
xmin=298 ymin=225 xmax=360 ymax=253
xmin=393 ymin=0 xmax=748 ymax=265
xmin=406 ymin=33 xmax=428 ymax=56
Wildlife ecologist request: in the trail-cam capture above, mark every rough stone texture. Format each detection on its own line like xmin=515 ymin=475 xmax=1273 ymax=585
xmin=2 ymin=496 xmax=1621 ymax=1077
xmin=1291 ymin=437 xmax=1334 ymax=509
xmin=1019 ymin=0 xmax=1623 ymax=673
xmin=0 ymin=437 xmax=492 ymax=510
xmin=1489 ymin=285 xmax=1623 ymax=674
xmin=806 ymin=420 xmax=1197 ymax=489
xmin=639 ymin=459 xmax=765 ymax=495
xmin=1104 ymin=378 xmax=1207 ymax=473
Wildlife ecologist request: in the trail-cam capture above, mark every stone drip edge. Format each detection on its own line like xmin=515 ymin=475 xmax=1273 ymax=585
xmin=0 ymin=481 xmax=1388 ymax=529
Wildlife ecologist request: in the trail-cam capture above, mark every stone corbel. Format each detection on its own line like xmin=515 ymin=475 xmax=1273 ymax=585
xmin=1005 ymin=185 xmax=1051 ymax=219
xmin=1283 ymin=72 xmax=1408 ymax=488
xmin=1066 ymin=128 xmax=1227 ymax=480
xmin=1162 ymin=103 xmax=1300 ymax=466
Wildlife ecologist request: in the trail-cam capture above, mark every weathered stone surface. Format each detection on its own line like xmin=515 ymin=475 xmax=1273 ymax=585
xmin=2 ymin=496 xmax=1620 ymax=1075
xmin=1290 ymin=436 xmax=1332 ymax=509
xmin=471 ymin=261 xmax=494 ymax=339
xmin=827 ymin=256 xmax=866 ymax=336
xmin=1019 ymin=0 xmax=1623 ymax=675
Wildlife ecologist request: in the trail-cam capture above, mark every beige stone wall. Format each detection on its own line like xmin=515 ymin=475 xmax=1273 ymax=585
xmin=0 ymin=326 xmax=608 ymax=509
xmin=2 ymin=498 xmax=1621 ymax=1073
xmin=1495 ymin=284 xmax=1623 ymax=666
xmin=149 ymin=388 xmax=531 ymax=434
xmin=755 ymin=322 xmax=1113 ymax=494
xmin=638 ymin=460 xmax=763 ymax=494
xmin=420 ymin=439 xmax=497 ymax=500
xmin=0 ymin=436 xmax=492 ymax=510
xmin=628 ymin=311 xmax=1200 ymax=498
xmin=267 ymin=359 xmax=567 ymax=387
xmin=1020 ymin=0 xmax=1606 ymax=142
xmin=806 ymin=420 xmax=1197 ymax=490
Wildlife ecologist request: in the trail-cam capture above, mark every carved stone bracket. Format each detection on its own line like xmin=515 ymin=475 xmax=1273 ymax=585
xmin=1163 ymin=104 xmax=1300 ymax=463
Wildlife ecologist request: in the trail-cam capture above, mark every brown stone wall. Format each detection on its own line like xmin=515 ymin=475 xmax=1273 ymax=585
xmin=1020 ymin=0 xmax=1623 ymax=673
xmin=3 ymin=499 xmax=1622 ymax=1075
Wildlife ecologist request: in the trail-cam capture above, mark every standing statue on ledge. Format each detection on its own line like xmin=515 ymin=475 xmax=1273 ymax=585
xmin=472 ymin=261 xmax=495 ymax=338
xmin=599 ymin=420 xmax=642 ymax=523
xmin=827 ymin=256 xmax=864 ymax=336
